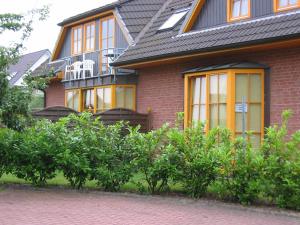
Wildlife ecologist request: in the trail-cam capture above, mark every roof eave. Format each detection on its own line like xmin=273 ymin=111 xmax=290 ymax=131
xmin=57 ymin=2 xmax=119 ymax=26
xmin=112 ymin=34 xmax=300 ymax=68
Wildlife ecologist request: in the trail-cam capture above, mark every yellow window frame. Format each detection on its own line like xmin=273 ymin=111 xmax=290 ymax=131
xmin=227 ymin=0 xmax=251 ymax=22
xmin=184 ymin=69 xmax=265 ymax=139
xmin=65 ymin=84 xmax=136 ymax=114
xmin=65 ymin=89 xmax=80 ymax=111
xmin=99 ymin=15 xmax=115 ymax=73
xmin=71 ymin=25 xmax=83 ymax=56
xmin=83 ymin=21 xmax=96 ymax=53
xmin=274 ymin=0 xmax=300 ymax=12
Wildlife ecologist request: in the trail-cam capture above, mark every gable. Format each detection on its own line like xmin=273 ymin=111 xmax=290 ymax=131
xmin=184 ymin=0 xmax=275 ymax=32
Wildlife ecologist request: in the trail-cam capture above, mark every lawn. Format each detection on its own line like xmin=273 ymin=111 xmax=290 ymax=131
xmin=0 ymin=173 xmax=185 ymax=194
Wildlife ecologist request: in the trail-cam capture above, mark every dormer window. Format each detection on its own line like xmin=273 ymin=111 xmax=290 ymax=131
xmin=158 ymin=9 xmax=189 ymax=31
xmin=228 ymin=0 xmax=250 ymax=22
xmin=72 ymin=25 xmax=83 ymax=55
xmin=274 ymin=0 xmax=299 ymax=12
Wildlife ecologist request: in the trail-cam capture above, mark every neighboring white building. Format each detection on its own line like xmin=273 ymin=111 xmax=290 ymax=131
xmin=8 ymin=49 xmax=51 ymax=86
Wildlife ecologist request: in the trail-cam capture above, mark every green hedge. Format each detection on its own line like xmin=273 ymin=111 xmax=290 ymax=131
xmin=0 ymin=111 xmax=299 ymax=210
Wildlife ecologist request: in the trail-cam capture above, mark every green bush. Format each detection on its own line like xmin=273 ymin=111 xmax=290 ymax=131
xmin=0 ymin=128 xmax=16 ymax=177
xmin=12 ymin=120 xmax=65 ymax=186
xmin=57 ymin=113 xmax=96 ymax=189
xmin=169 ymin=123 xmax=221 ymax=198
xmin=217 ymin=136 xmax=264 ymax=204
xmin=132 ymin=124 xmax=181 ymax=194
xmin=261 ymin=110 xmax=300 ymax=210
xmin=91 ymin=122 xmax=136 ymax=192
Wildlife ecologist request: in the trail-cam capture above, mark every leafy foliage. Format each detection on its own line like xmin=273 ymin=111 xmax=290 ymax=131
xmin=0 ymin=111 xmax=299 ymax=210
xmin=0 ymin=7 xmax=49 ymax=130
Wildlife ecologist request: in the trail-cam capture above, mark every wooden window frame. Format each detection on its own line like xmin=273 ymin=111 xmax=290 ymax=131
xmin=227 ymin=0 xmax=251 ymax=22
xmin=82 ymin=88 xmax=95 ymax=112
xmin=65 ymin=84 xmax=136 ymax=114
xmin=184 ymin=69 xmax=264 ymax=139
xmin=96 ymin=85 xmax=113 ymax=113
xmin=65 ymin=89 xmax=80 ymax=111
xmin=274 ymin=0 xmax=300 ymax=12
xmin=83 ymin=21 xmax=96 ymax=53
xmin=71 ymin=25 xmax=83 ymax=56
xmin=115 ymin=85 xmax=137 ymax=111
xmin=99 ymin=15 xmax=115 ymax=74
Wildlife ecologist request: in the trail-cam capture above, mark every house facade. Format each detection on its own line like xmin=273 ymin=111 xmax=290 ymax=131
xmin=46 ymin=0 xmax=300 ymax=146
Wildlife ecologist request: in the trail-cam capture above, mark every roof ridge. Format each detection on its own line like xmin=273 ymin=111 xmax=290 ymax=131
xmin=132 ymin=0 xmax=173 ymax=45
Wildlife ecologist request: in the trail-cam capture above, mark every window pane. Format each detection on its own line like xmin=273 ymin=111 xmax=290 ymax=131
xmin=232 ymin=0 xmax=241 ymax=18
xmin=250 ymin=74 xmax=262 ymax=102
xmin=78 ymin=40 xmax=82 ymax=53
xmin=210 ymin=104 xmax=218 ymax=129
xmin=219 ymin=74 xmax=227 ymax=103
xmin=125 ymin=88 xmax=134 ymax=110
xmin=116 ymin=87 xmax=125 ymax=108
xmin=90 ymin=37 xmax=95 ymax=49
xmin=102 ymin=20 xmax=108 ymax=37
xmin=108 ymin=18 xmax=114 ymax=38
xmin=104 ymin=88 xmax=111 ymax=110
xmin=290 ymin=0 xmax=297 ymax=5
xmin=219 ymin=104 xmax=227 ymax=128
xmin=279 ymin=0 xmax=288 ymax=7
xmin=97 ymin=88 xmax=104 ymax=110
xmin=241 ymin=0 xmax=249 ymax=16
xmin=108 ymin=37 xmax=114 ymax=49
xmin=210 ymin=75 xmax=218 ymax=103
xmin=236 ymin=74 xmax=248 ymax=102
xmin=200 ymin=105 xmax=206 ymax=123
xmin=83 ymin=90 xmax=94 ymax=111
xmin=73 ymin=91 xmax=79 ymax=111
xmin=67 ymin=92 xmax=73 ymax=108
xmin=235 ymin=112 xmax=248 ymax=133
xmin=249 ymin=104 xmax=261 ymax=132
xmin=74 ymin=29 xmax=78 ymax=41
xmin=193 ymin=78 xmax=201 ymax=104
xmin=200 ymin=77 xmax=206 ymax=104
xmin=192 ymin=105 xmax=200 ymax=122
xmin=102 ymin=39 xmax=107 ymax=49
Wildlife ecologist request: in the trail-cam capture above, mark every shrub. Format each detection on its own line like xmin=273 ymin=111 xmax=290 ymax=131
xmin=12 ymin=120 xmax=65 ymax=186
xmin=57 ymin=113 xmax=96 ymax=189
xmin=0 ymin=128 xmax=16 ymax=177
xmin=217 ymin=136 xmax=264 ymax=204
xmin=132 ymin=124 xmax=181 ymax=194
xmin=172 ymin=125 xmax=227 ymax=198
xmin=261 ymin=110 xmax=300 ymax=210
xmin=91 ymin=122 xmax=136 ymax=192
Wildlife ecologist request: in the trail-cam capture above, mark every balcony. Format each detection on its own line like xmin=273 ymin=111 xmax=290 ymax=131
xmin=61 ymin=48 xmax=131 ymax=81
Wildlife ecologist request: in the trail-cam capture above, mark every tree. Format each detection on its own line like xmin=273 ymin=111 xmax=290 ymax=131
xmin=0 ymin=7 xmax=50 ymax=130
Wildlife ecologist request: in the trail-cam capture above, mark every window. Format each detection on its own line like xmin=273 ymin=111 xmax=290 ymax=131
xmin=274 ymin=0 xmax=299 ymax=11
xmin=116 ymin=86 xmax=135 ymax=110
xmin=65 ymin=85 xmax=136 ymax=113
xmin=100 ymin=16 xmax=115 ymax=74
xmin=66 ymin=89 xmax=80 ymax=111
xmin=228 ymin=0 xmax=250 ymax=21
xmin=84 ymin=22 xmax=95 ymax=52
xmin=159 ymin=9 xmax=189 ymax=31
xmin=96 ymin=87 xmax=112 ymax=112
xmin=72 ymin=26 xmax=83 ymax=55
xmin=185 ymin=69 xmax=264 ymax=147
xmin=82 ymin=89 xmax=95 ymax=112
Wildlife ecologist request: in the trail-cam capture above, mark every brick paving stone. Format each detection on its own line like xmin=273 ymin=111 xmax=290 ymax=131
xmin=0 ymin=188 xmax=299 ymax=225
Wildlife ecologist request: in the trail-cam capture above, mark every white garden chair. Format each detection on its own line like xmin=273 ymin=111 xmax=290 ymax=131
xmin=71 ymin=61 xmax=83 ymax=80
xmin=82 ymin=59 xmax=95 ymax=78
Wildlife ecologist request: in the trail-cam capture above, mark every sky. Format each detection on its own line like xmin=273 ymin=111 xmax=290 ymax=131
xmin=0 ymin=0 xmax=117 ymax=54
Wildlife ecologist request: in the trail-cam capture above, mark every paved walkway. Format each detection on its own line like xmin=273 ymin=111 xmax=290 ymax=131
xmin=0 ymin=188 xmax=299 ymax=225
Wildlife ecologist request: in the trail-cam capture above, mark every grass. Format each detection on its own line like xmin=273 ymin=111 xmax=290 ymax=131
xmin=0 ymin=172 xmax=185 ymax=195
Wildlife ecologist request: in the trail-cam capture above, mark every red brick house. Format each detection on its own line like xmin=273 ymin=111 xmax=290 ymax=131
xmin=45 ymin=0 xmax=300 ymax=146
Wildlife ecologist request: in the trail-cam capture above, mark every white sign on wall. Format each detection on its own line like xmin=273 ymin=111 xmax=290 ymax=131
xmin=235 ymin=103 xmax=248 ymax=113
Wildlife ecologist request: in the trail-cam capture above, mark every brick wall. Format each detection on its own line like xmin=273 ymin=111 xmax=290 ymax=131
xmin=45 ymin=79 xmax=65 ymax=107
xmin=136 ymin=47 xmax=300 ymax=133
